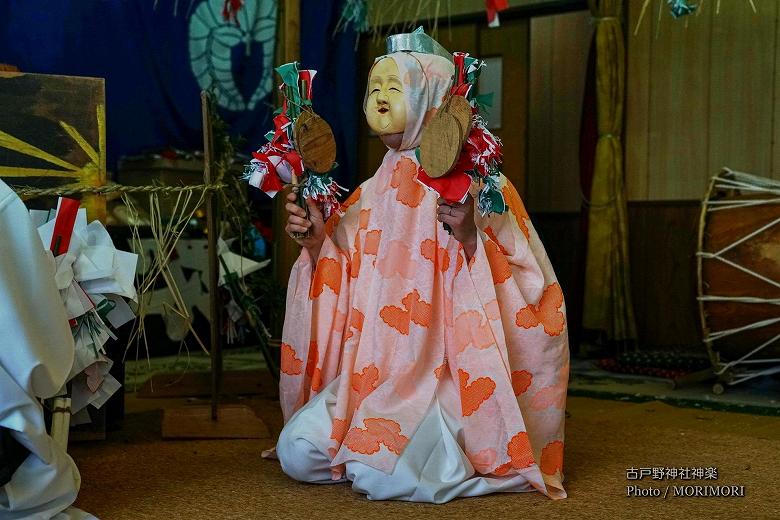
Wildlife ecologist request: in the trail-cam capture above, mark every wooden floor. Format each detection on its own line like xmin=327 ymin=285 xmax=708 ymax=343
xmin=69 ymin=386 xmax=780 ymax=519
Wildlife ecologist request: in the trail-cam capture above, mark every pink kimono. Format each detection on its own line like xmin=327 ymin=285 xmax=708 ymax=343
xmin=275 ymin=51 xmax=569 ymax=503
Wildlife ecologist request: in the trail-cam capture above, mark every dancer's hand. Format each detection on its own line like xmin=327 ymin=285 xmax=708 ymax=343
xmin=436 ymin=195 xmax=477 ymax=260
xmin=285 ymin=190 xmax=325 ymax=262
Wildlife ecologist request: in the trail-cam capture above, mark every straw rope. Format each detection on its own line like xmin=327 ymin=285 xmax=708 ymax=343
xmin=11 ymin=181 xmax=226 ymax=198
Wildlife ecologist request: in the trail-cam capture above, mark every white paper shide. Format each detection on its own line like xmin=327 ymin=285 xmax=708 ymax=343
xmin=32 ymin=200 xmax=138 ymax=425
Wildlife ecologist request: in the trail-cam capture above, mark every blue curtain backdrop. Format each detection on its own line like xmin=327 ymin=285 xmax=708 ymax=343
xmin=301 ymin=0 xmax=359 ymax=189
xmin=0 ymin=0 xmax=358 ymax=187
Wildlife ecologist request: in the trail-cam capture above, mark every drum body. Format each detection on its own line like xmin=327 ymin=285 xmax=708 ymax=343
xmin=697 ymin=170 xmax=780 ymax=370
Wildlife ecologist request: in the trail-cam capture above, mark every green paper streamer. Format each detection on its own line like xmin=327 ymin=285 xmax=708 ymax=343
xmin=473 ymin=93 xmax=494 ymax=114
xmin=275 ymin=62 xmax=299 ymax=88
xmin=477 ymin=176 xmax=507 ymax=217
xmin=95 ymin=298 xmax=116 ymax=321
xmin=302 ymin=170 xmax=333 ymax=196
xmin=275 ymin=62 xmax=303 ymax=119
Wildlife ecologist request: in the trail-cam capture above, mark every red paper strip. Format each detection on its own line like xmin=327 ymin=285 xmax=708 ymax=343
xmin=450 ymin=53 xmax=473 ymax=97
xmin=299 ymin=70 xmax=313 ymax=101
xmin=485 ymin=0 xmax=509 ymax=24
xmin=417 ymin=165 xmax=472 ymax=204
xmin=222 ymin=0 xmax=244 ymax=23
xmin=50 ymin=198 xmax=80 ymax=255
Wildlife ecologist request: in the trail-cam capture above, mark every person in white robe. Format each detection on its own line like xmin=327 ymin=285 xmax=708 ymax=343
xmin=0 ymin=178 xmax=96 ymax=520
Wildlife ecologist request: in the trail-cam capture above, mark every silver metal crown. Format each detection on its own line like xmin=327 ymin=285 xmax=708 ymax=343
xmin=386 ymin=27 xmax=452 ymax=61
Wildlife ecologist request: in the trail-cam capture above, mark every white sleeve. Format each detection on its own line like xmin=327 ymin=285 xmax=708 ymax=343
xmin=0 ymin=180 xmax=74 ymax=399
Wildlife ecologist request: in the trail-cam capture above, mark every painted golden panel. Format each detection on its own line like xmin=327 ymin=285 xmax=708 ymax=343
xmin=0 ymin=72 xmax=106 ymax=220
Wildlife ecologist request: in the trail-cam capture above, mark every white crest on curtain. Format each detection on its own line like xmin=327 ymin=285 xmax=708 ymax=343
xmin=188 ymin=0 xmax=277 ymax=111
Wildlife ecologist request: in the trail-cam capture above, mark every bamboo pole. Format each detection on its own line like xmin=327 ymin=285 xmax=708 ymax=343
xmin=273 ymin=0 xmax=302 ymax=314
xmin=159 ymin=92 xmax=270 ymax=440
xmin=201 ymin=91 xmax=222 ymax=422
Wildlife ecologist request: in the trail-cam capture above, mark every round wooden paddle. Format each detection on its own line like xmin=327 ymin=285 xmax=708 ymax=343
xmin=290 ymin=110 xmax=336 ymax=239
xmin=294 ymin=110 xmax=337 ymax=174
xmin=419 ymin=95 xmax=473 ymax=178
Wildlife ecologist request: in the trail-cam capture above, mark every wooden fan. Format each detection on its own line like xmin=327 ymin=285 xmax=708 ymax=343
xmin=419 ymin=95 xmax=473 ymax=178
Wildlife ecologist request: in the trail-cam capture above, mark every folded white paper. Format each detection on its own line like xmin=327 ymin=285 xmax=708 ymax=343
xmin=32 ymin=199 xmax=139 ymax=423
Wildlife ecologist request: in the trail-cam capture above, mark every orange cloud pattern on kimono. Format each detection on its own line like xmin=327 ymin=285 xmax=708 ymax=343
xmin=344 ymin=308 xmax=365 ymax=341
xmin=305 ymin=341 xmax=318 ymax=378
xmin=280 ymin=342 xmax=303 ymax=375
xmin=358 ymin=209 xmax=371 ymax=229
xmin=310 ymin=257 xmax=342 ymax=298
xmin=455 ymin=250 xmax=464 ymax=275
xmin=454 ymin=310 xmax=494 ymax=353
xmin=380 ymin=289 xmax=432 ymax=335
xmin=352 ymin=364 xmax=380 ymax=409
xmin=491 ymin=432 xmax=535 ymax=476
xmin=376 ymin=240 xmax=416 ymax=280
xmin=502 ymin=183 xmax=530 ymax=239
xmin=484 ymin=299 xmax=501 ymax=320
xmin=310 ymin=369 xmax=323 ymax=392
xmin=540 ymin=440 xmax=564 ymax=475
xmin=458 ymin=369 xmax=496 ymax=416
xmin=507 ymin=431 xmax=535 ymax=469
xmin=515 ymin=282 xmax=565 ymax=336
xmin=484 ymin=226 xmax=509 ymax=255
xmin=350 ymin=231 xmax=363 ymax=278
xmin=483 ymin=239 xmax=513 ymax=284
xmin=325 ymin=187 xmax=362 ymax=236
xmin=467 ymin=448 xmax=498 ymax=474
xmin=530 ymin=385 xmax=566 ymax=411
xmin=391 ymin=157 xmax=426 ymax=207
xmin=511 ymin=370 xmax=533 ymax=396
xmin=364 ymin=230 xmax=382 ymax=256
xmin=433 ymin=360 xmax=448 ymax=379
xmin=344 ymin=418 xmax=410 ymax=455
xmin=331 ymin=418 xmax=348 ymax=444
xmin=420 ymin=239 xmax=450 ymax=271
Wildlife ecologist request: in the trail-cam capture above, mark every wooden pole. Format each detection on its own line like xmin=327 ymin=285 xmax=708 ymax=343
xmin=159 ymin=92 xmax=270 ymax=441
xmin=201 ymin=91 xmax=222 ymax=422
xmin=273 ymin=0 xmax=302 ymax=312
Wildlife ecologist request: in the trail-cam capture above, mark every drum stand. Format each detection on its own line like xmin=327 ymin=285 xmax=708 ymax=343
xmin=706 ymin=346 xmax=780 ymax=395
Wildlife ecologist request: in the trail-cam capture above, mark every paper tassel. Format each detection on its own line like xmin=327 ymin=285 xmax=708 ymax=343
xmin=337 ymin=0 xmax=369 ymax=34
xmin=418 ymin=52 xmax=508 ymax=216
xmin=668 ymin=0 xmax=697 ymax=18
xmin=243 ymin=114 xmax=304 ymax=197
xmin=300 ymin=172 xmax=347 ymax=220
xmin=244 ymin=61 xmax=343 ymax=218
xmin=477 ymin=176 xmax=508 ymax=217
